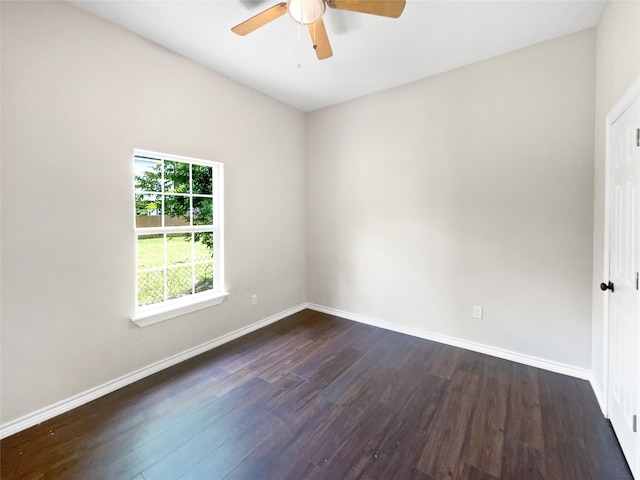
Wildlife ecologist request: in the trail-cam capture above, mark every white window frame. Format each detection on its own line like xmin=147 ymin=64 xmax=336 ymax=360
xmin=131 ymin=149 xmax=227 ymax=327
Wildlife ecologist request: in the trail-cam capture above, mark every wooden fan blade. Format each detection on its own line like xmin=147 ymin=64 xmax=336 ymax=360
xmin=231 ymin=2 xmax=288 ymax=36
xmin=326 ymin=0 xmax=406 ymax=18
xmin=308 ymin=19 xmax=333 ymax=60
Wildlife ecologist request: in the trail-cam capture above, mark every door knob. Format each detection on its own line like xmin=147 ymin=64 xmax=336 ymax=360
xmin=600 ymin=281 xmax=614 ymax=292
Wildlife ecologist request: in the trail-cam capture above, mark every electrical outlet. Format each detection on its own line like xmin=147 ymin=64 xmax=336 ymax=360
xmin=251 ymin=294 xmax=258 ymax=305
xmin=473 ymin=306 xmax=483 ymax=319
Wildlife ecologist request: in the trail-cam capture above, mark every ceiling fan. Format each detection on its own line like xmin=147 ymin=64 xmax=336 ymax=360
xmin=231 ymin=0 xmax=406 ymax=60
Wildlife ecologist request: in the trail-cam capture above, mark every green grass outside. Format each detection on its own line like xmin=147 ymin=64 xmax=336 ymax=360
xmin=137 ymin=235 xmax=213 ymax=306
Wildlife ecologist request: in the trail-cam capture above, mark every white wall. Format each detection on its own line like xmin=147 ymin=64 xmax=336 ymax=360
xmin=590 ymin=0 xmax=640 ymax=399
xmin=307 ymin=30 xmax=596 ymax=370
xmin=0 ymin=1 xmax=306 ymax=425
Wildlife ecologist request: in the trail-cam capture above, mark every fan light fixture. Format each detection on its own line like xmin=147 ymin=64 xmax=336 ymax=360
xmin=231 ymin=0 xmax=407 ymax=61
xmin=287 ymin=0 xmax=325 ymax=24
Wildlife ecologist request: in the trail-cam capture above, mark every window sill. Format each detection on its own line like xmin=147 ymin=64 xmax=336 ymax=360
xmin=131 ymin=291 xmax=229 ymax=327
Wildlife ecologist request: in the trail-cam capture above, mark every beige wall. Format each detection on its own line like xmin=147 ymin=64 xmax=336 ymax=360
xmin=307 ymin=30 xmax=596 ymax=369
xmin=0 ymin=1 xmax=306 ymax=425
xmin=591 ymin=0 xmax=640 ymax=398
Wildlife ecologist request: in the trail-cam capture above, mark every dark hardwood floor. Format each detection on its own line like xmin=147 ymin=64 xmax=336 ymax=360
xmin=0 ymin=310 xmax=632 ymax=479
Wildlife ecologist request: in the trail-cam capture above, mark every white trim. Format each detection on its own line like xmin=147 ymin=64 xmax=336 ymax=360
xmin=590 ymin=376 xmax=607 ymax=415
xmin=0 ymin=303 xmax=307 ymax=440
xmin=131 ymin=291 xmax=230 ymax=327
xmin=134 ymin=149 xmax=214 ymax=168
xmin=601 ymin=76 xmax=640 ymax=479
xmin=601 ymin=111 xmax=612 ymax=416
xmin=306 ymin=303 xmax=590 ymax=380
xmin=601 ymin=75 xmax=640 ymax=418
xmin=133 ymin=149 xmax=225 ymax=318
xmin=0 ymin=300 xmax=596 ymax=440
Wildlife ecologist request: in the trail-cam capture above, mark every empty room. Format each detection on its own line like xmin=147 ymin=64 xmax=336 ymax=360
xmin=1 ymin=0 xmax=639 ymax=479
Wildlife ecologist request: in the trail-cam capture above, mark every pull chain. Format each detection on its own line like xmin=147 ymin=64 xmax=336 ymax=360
xmin=312 ymin=20 xmax=316 ymax=52
xmin=297 ymin=23 xmax=302 ymax=68
xmin=298 ymin=1 xmax=304 ymax=68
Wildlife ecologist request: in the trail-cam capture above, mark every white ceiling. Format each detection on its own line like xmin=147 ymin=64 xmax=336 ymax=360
xmin=68 ymin=0 xmax=607 ymax=112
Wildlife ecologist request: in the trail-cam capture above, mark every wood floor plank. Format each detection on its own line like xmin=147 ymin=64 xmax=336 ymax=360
xmin=266 ymin=393 xmax=340 ymax=457
xmin=393 ymin=372 xmax=448 ymax=431
xmin=140 ymin=403 xmax=268 ymax=480
xmin=42 ymin=375 xmax=281 ymax=479
xmin=266 ymin=309 xmax=323 ymax=335
xmin=211 ymin=335 xmax=314 ymax=396
xmin=360 ymin=457 xmax=438 ymax=480
xmin=374 ymin=367 xmax=428 ymax=410
xmin=391 ymin=466 xmax=439 ymax=480
xmin=537 ymin=370 xmax=627 ymax=480
xmin=1 ymin=366 xmax=231 ymax=479
xmin=322 ymin=363 xmax=392 ymax=409
xmin=178 ymin=411 xmax=285 ymax=480
xmin=269 ymin=310 xmax=347 ymax=339
xmin=311 ymin=447 xmax=374 ymax=480
xmin=322 ymin=336 xmax=424 ymax=406
xmin=267 ymin=348 xmax=364 ymax=424
xmin=505 ymin=362 xmax=544 ymax=451
xmin=258 ymin=326 xmax=355 ymax=383
xmin=222 ymin=439 xmax=317 ymax=480
xmin=460 ymin=358 xmax=509 ymax=478
xmin=402 ymin=338 xmax=438 ymax=376
xmin=298 ymin=400 xmax=392 ymax=466
xmin=422 ymin=343 xmax=463 ymax=380
xmin=416 ymin=370 xmax=481 ymax=479
xmin=368 ymin=330 xmax=422 ymax=369
xmin=329 ymin=321 xmax=389 ymax=355
xmin=541 ymin=437 xmax=594 ymax=480
xmin=218 ymin=329 xmax=310 ymax=374
xmin=398 ymin=374 xmax=449 ymax=430
xmin=455 ymin=463 xmax=501 ymax=480
xmin=290 ymin=343 xmax=365 ymax=381
xmin=310 ymin=397 xmax=396 ymax=469
xmin=561 ymin=376 xmax=633 ymax=480
xmin=500 ymin=438 xmax=546 ymax=480
xmin=320 ymin=352 xmax=380 ymax=405
xmin=583 ymin=412 xmax=635 ymax=479
xmin=0 ymin=310 xmax=632 ymax=480
xmin=360 ymin=415 xmax=432 ymax=479
xmin=198 ymin=328 xmax=279 ymax=370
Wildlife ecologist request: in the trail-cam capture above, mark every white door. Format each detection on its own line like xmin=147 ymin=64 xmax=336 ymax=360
xmin=607 ymin=91 xmax=640 ymax=479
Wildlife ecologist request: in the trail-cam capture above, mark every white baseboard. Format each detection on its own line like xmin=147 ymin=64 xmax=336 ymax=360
xmin=0 ymin=303 xmax=307 ymax=440
xmin=306 ymin=303 xmax=591 ymax=381
xmin=1 ymin=302 xmax=595 ymax=439
xmin=590 ymin=376 xmax=608 ymax=416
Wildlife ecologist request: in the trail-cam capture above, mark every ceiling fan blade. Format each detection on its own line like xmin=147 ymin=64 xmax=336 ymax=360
xmin=231 ymin=2 xmax=288 ymax=36
xmin=308 ymin=19 xmax=333 ymax=60
xmin=326 ymin=0 xmax=406 ymax=18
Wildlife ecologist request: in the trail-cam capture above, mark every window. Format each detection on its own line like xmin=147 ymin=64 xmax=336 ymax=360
xmin=132 ymin=149 xmax=226 ymax=326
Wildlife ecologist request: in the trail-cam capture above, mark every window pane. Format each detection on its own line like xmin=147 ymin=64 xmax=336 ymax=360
xmin=167 ymin=233 xmax=192 ymax=266
xmin=133 ymin=150 xmax=222 ymax=312
xmin=138 ymin=270 xmax=164 ymax=306
xmin=134 ymin=158 xmax=162 ymax=193
xmin=137 ymin=234 xmax=164 ymax=269
xmin=167 ymin=266 xmax=193 ymax=299
xmin=136 ymin=194 xmax=163 ymax=228
xmin=195 ymin=263 xmax=213 ymax=293
xmin=192 ymin=164 xmax=213 ymax=195
xmin=164 ymin=195 xmax=190 ymax=224
xmin=164 ymin=160 xmax=190 ymax=194
xmin=194 ymin=232 xmax=213 ymax=262
xmin=193 ymin=197 xmax=213 ymax=226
